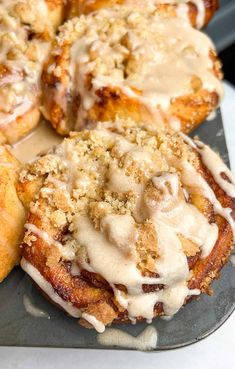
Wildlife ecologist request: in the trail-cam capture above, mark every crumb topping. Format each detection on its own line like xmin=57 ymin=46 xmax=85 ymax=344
xmin=45 ymin=6 xmax=222 ymax=130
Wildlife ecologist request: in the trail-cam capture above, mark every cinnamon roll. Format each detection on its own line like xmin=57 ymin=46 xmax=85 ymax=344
xmin=67 ymin=0 xmax=218 ymax=29
xmin=19 ymin=118 xmax=235 ymax=331
xmin=0 ymin=145 xmax=26 ymax=282
xmin=42 ymin=7 xmax=223 ymax=136
xmin=0 ymin=11 xmax=50 ymax=144
xmin=0 ymin=0 xmax=68 ymax=144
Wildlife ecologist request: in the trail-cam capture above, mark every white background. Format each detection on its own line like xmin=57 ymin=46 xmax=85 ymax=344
xmin=1 ymin=82 xmax=235 ymax=369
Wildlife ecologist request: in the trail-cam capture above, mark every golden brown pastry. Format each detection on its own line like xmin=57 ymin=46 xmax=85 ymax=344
xmin=0 ymin=145 xmax=26 ymax=282
xmin=42 ymin=7 xmax=223 ymax=136
xmin=19 ymin=118 xmax=235 ymax=331
xmin=67 ymin=0 xmax=218 ymax=29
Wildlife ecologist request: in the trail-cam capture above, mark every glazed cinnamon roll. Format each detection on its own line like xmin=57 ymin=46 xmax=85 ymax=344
xmin=68 ymin=0 xmax=218 ymax=29
xmin=0 ymin=0 xmax=68 ymax=144
xmin=19 ymin=118 xmax=235 ymax=331
xmin=0 ymin=146 xmax=26 ymax=282
xmin=0 ymin=11 xmax=50 ymax=144
xmin=42 ymin=7 xmax=223 ymax=136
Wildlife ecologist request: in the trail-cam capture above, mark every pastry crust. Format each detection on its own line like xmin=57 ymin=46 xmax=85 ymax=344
xmin=67 ymin=0 xmax=218 ymax=29
xmin=0 ymin=146 xmax=26 ymax=282
xmin=42 ymin=7 xmax=223 ymax=136
xmin=19 ymin=119 xmax=235 ymax=330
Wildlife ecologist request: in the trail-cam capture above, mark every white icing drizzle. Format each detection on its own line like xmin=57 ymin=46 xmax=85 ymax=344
xmin=81 ymin=313 xmax=105 ymax=333
xmin=129 ymin=317 xmax=137 ymax=325
xmin=107 ymin=163 xmax=142 ymax=194
xmin=100 ymin=214 xmax=137 ymax=257
xmin=176 ymin=3 xmax=190 ymax=24
xmin=51 ymin=7 xmax=222 ymax=129
xmin=150 ymin=173 xmax=218 ymax=256
xmin=196 ymin=143 xmax=235 ymax=198
xmin=183 ymin=165 xmax=235 ymax=241
xmin=179 ymin=134 xmax=235 ymax=239
xmin=23 ymin=294 xmax=50 ymax=319
xmin=24 ymin=223 xmax=75 ymax=260
xmin=73 ymin=212 xmax=201 ymax=321
xmin=188 ymin=288 xmax=201 ymax=296
xmin=97 ymin=326 xmax=158 ymax=351
xmin=24 ymin=223 xmax=62 ymax=247
xmin=206 ymin=110 xmax=217 ymax=121
xmin=179 ymin=132 xmax=198 ymax=149
xmin=74 ymin=216 xmax=160 ymax=292
xmin=190 ymin=0 xmax=205 ymax=28
xmin=21 ymin=258 xmax=81 ymax=318
xmin=161 ymin=315 xmax=173 ymax=321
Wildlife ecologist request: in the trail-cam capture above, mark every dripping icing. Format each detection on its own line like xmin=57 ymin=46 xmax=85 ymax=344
xmin=21 ymin=258 xmax=81 ymax=318
xmin=97 ymin=326 xmax=158 ymax=350
xmin=24 ymin=223 xmax=75 ymax=260
xmin=23 ymin=294 xmax=50 ymax=319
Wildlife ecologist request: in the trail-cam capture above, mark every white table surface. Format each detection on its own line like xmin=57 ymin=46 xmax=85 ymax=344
xmin=1 ymin=82 xmax=235 ymax=369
